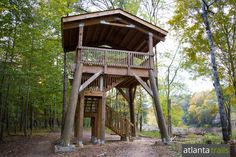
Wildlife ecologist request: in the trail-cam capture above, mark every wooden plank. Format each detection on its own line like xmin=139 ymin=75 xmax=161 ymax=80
xmin=134 ymin=39 xmax=146 ymax=52
xmin=92 ymin=25 xmax=99 ymax=42
xmin=120 ymin=29 xmax=136 ymax=47
xmin=82 ymin=65 xmax=149 ymax=77
xmin=98 ymin=25 xmax=107 ymax=42
xmin=114 ymin=28 xmax=130 ymax=46
xmin=100 ymin=20 xmax=135 ymax=28
xmin=105 ymin=26 xmax=114 ymax=41
xmin=133 ymin=73 xmax=153 ymax=97
xmin=79 ymin=70 xmax=103 ymax=92
xmin=63 ymin=16 xmax=118 ymax=30
xmin=84 ymin=91 xmax=103 ymax=97
xmin=117 ymin=88 xmax=129 ymax=102
xmin=127 ymin=32 xmax=141 ymax=49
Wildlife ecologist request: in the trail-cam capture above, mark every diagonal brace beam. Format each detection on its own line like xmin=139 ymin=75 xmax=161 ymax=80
xmin=133 ymin=73 xmax=153 ymax=97
xmin=79 ymin=70 xmax=103 ymax=93
xmin=117 ymin=88 xmax=129 ymax=102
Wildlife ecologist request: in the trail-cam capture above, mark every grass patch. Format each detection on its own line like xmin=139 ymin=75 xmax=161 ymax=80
xmin=138 ymin=131 xmax=160 ymax=138
xmin=203 ymin=133 xmax=222 ymax=144
xmin=232 ymin=129 xmax=236 ymax=140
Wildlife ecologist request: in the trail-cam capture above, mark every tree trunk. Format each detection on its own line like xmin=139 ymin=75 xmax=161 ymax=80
xmin=201 ymin=0 xmax=230 ymax=142
xmin=54 ymin=96 xmax=56 ymax=131
xmin=44 ymin=108 xmax=47 ymax=128
xmin=167 ymin=99 xmax=172 ymax=137
xmin=140 ymin=115 xmax=142 ymax=132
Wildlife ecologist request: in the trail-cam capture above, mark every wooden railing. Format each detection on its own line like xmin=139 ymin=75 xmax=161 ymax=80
xmin=79 ymin=75 xmax=125 ymax=92
xmin=105 ymin=105 xmax=134 ymax=138
xmin=80 ymin=46 xmax=151 ymax=68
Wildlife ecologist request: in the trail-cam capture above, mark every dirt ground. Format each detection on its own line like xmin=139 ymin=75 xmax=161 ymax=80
xmin=0 ymin=131 xmax=178 ymax=157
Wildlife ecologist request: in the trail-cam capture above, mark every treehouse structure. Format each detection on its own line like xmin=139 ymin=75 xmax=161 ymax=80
xmin=61 ymin=9 xmax=169 ymax=147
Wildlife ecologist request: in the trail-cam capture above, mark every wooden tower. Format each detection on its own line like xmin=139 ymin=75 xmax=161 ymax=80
xmin=61 ymin=9 xmax=169 ymax=147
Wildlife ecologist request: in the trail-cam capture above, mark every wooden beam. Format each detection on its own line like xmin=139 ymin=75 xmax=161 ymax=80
xmin=117 ymin=88 xmax=129 ymax=102
xmin=84 ymin=91 xmax=103 ymax=97
xmin=100 ymin=20 xmax=135 ymax=28
xmin=135 ymin=40 xmax=146 ymax=52
xmin=79 ymin=70 xmax=103 ymax=92
xmin=63 ymin=16 xmax=118 ymax=30
xmin=133 ymin=73 xmax=153 ymax=97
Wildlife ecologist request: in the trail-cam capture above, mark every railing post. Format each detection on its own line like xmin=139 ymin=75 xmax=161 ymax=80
xmin=148 ymin=32 xmax=154 ymax=69
xmin=104 ymin=51 xmax=107 ymax=73
xmin=128 ymin=52 xmax=130 ymax=75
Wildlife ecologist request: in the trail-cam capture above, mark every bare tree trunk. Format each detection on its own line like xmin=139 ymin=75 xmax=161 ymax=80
xmin=201 ymin=0 xmax=230 ymax=142
xmin=140 ymin=115 xmax=142 ymax=132
xmin=167 ymin=99 xmax=172 ymax=136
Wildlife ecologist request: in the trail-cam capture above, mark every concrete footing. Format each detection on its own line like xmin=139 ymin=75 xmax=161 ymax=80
xmin=54 ymin=144 xmax=76 ymax=153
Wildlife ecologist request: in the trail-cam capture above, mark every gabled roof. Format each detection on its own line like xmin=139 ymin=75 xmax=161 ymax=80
xmin=62 ymin=9 xmax=168 ymax=52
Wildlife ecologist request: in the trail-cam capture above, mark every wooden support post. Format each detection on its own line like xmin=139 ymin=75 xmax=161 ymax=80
xmin=94 ymin=116 xmax=98 ymax=143
xmin=97 ymin=98 xmax=102 ymax=144
xmin=78 ymin=24 xmax=84 ymax=48
xmin=91 ymin=117 xmax=97 ymax=144
xmin=100 ymin=76 xmax=106 ymax=145
xmin=128 ymin=52 xmax=131 ymax=75
xmin=61 ymin=51 xmax=67 ymax=135
xmin=128 ymin=87 xmax=136 ymax=137
xmin=60 ymin=63 xmax=83 ymax=147
xmin=59 ymin=24 xmax=84 ymax=148
xmin=148 ymin=32 xmax=169 ymax=143
xmin=104 ymin=51 xmax=107 ymax=73
xmin=77 ymin=92 xmax=85 ymax=147
xmin=74 ymin=97 xmax=80 ymax=138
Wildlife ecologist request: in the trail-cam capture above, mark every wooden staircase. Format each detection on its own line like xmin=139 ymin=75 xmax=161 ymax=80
xmin=105 ymin=105 xmax=134 ymax=138
xmin=83 ymin=97 xmax=134 ymax=139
